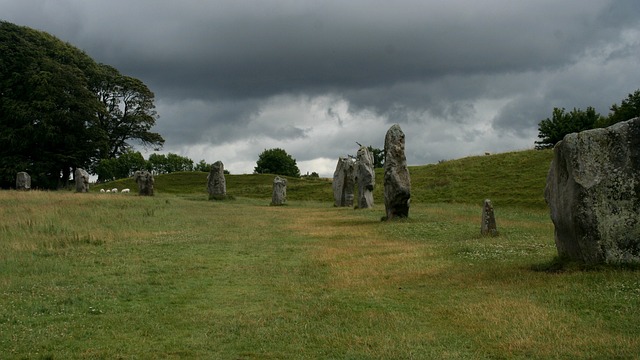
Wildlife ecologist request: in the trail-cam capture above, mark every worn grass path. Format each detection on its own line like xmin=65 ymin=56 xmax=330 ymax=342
xmin=1 ymin=191 xmax=639 ymax=359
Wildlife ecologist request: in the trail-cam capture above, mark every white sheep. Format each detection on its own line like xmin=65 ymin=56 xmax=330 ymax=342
xmin=111 ymin=188 xmax=118 ymax=193
xmin=100 ymin=189 xmax=105 ymax=193
xmin=121 ymin=188 xmax=130 ymax=193
xmin=106 ymin=189 xmax=111 ymax=193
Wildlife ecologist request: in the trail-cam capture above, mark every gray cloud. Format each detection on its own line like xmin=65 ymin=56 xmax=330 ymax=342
xmin=2 ymin=0 xmax=640 ymax=175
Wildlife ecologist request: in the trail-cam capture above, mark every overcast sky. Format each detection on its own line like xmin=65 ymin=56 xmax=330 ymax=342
xmin=2 ymin=0 xmax=640 ymax=176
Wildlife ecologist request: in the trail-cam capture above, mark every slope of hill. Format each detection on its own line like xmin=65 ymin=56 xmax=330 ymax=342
xmin=95 ymin=149 xmax=554 ymax=208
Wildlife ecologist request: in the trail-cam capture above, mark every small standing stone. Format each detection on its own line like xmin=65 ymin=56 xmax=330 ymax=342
xmin=207 ymin=161 xmax=227 ymax=200
xmin=383 ymin=124 xmax=411 ymax=220
xmin=134 ymin=170 xmax=155 ymax=196
xmin=332 ymin=156 xmax=356 ymax=207
xmin=271 ymin=176 xmax=287 ymax=206
xmin=480 ymin=199 xmax=498 ymax=236
xmin=74 ymin=168 xmax=90 ymax=193
xmin=355 ymin=146 xmax=375 ymax=209
xmin=16 ymin=172 xmax=31 ymax=191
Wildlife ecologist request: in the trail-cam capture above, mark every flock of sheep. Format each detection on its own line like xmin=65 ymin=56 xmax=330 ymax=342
xmin=100 ymin=188 xmax=130 ymax=193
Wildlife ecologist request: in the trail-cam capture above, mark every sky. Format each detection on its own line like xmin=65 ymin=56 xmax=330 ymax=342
xmin=2 ymin=0 xmax=640 ymax=177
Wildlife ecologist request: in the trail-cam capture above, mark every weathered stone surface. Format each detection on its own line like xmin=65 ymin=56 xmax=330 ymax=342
xmin=383 ymin=124 xmax=411 ymax=220
xmin=207 ymin=161 xmax=227 ymax=200
xmin=332 ymin=156 xmax=356 ymax=207
xmin=271 ymin=176 xmax=287 ymax=206
xmin=74 ymin=168 xmax=90 ymax=193
xmin=16 ymin=172 xmax=31 ymax=191
xmin=480 ymin=199 xmax=498 ymax=236
xmin=355 ymin=146 xmax=375 ymax=209
xmin=545 ymin=117 xmax=640 ymax=264
xmin=134 ymin=170 xmax=155 ymax=196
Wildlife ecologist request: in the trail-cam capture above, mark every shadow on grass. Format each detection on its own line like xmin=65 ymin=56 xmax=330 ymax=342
xmin=531 ymin=256 xmax=640 ymax=273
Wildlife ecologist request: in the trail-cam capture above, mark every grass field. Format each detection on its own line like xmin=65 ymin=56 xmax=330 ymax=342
xmin=2 ymin=149 xmax=639 ymax=359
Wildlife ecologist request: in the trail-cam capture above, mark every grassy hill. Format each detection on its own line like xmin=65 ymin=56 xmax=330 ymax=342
xmin=95 ymin=149 xmax=554 ymax=208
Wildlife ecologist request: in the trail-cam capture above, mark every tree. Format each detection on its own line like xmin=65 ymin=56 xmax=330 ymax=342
xmin=535 ymin=107 xmax=601 ymax=149
xmin=146 ymin=153 xmax=193 ymax=174
xmin=92 ymin=64 xmax=164 ymax=160
xmin=598 ymin=89 xmax=640 ymax=128
xmin=0 ymin=21 xmax=103 ymax=188
xmin=95 ymin=150 xmax=146 ymax=181
xmin=254 ymin=148 xmax=301 ymax=177
xmin=368 ymin=146 xmax=385 ymax=168
xmin=194 ymin=160 xmax=210 ymax=172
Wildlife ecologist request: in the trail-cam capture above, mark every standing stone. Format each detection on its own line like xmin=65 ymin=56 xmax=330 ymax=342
xmin=271 ymin=176 xmax=287 ymax=206
xmin=383 ymin=124 xmax=411 ymax=220
xmin=480 ymin=199 xmax=498 ymax=236
xmin=74 ymin=168 xmax=90 ymax=193
xmin=332 ymin=156 xmax=355 ymax=207
xmin=16 ymin=172 xmax=31 ymax=191
xmin=355 ymin=146 xmax=375 ymax=209
xmin=207 ymin=161 xmax=227 ymax=200
xmin=545 ymin=117 xmax=640 ymax=264
xmin=134 ymin=170 xmax=155 ymax=196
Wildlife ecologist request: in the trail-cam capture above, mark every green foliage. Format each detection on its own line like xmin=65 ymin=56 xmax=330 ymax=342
xmin=598 ymin=89 xmax=640 ymax=128
xmin=147 ymin=153 xmax=193 ymax=174
xmin=194 ymin=159 xmax=210 ymax=172
xmin=0 ymin=21 xmax=103 ymax=188
xmin=536 ymin=89 xmax=640 ymax=149
xmin=92 ymin=64 xmax=164 ymax=159
xmin=535 ymin=107 xmax=601 ymax=149
xmin=95 ymin=150 xmax=146 ymax=181
xmin=254 ymin=148 xmax=301 ymax=178
xmin=0 ymin=21 xmax=164 ymax=189
xmin=368 ymin=146 xmax=385 ymax=168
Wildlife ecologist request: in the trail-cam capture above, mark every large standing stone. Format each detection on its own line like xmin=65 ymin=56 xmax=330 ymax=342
xmin=332 ymin=156 xmax=355 ymax=207
xmin=271 ymin=176 xmax=287 ymax=206
xmin=207 ymin=161 xmax=227 ymax=200
xmin=74 ymin=168 xmax=90 ymax=193
xmin=134 ymin=170 xmax=155 ymax=196
xmin=383 ymin=124 xmax=411 ymax=220
xmin=480 ymin=199 xmax=498 ymax=236
xmin=545 ymin=117 xmax=640 ymax=264
xmin=355 ymin=146 xmax=375 ymax=209
xmin=16 ymin=172 xmax=31 ymax=191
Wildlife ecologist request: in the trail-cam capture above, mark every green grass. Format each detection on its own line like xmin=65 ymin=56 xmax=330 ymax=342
xmin=95 ymin=149 xmax=553 ymax=208
xmin=2 ymin=149 xmax=638 ymax=358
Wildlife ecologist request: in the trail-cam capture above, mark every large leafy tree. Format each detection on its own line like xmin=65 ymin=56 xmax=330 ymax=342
xmin=535 ymin=107 xmax=602 ymax=149
xmin=92 ymin=64 xmax=164 ymax=160
xmin=0 ymin=21 xmax=103 ymax=188
xmin=254 ymin=148 xmax=301 ymax=178
xmin=0 ymin=21 xmax=164 ymax=188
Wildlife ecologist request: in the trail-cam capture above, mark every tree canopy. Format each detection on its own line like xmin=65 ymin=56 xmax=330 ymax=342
xmin=0 ymin=21 xmax=164 ymax=189
xmin=535 ymin=90 xmax=640 ymax=150
xmin=535 ymin=107 xmax=601 ymax=149
xmin=254 ymin=148 xmax=301 ymax=178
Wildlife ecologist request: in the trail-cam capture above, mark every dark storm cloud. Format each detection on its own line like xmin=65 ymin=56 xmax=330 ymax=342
xmin=2 ymin=0 xmax=640 ymax=174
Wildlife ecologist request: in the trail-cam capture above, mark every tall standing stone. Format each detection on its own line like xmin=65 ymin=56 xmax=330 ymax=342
xmin=545 ymin=117 xmax=640 ymax=264
xmin=134 ymin=170 xmax=155 ymax=196
xmin=383 ymin=124 xmax=411 ymax=220
xmin=355 ymin=146 xmax=375 ymax=209
xmin=271 ymin=176 xmax=287 ymax=206
xmin=480 ymin=199 xmax=498 ymax=236
xmin=207 ymin=161 xmax=227 ymax=200
xmin=332 ymin=156 xmax=355 ymax=207
xmin=16 ymin=172 xmax=31 ymax=191
xmin=74 ymin=168 xmax=90 ymax=193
